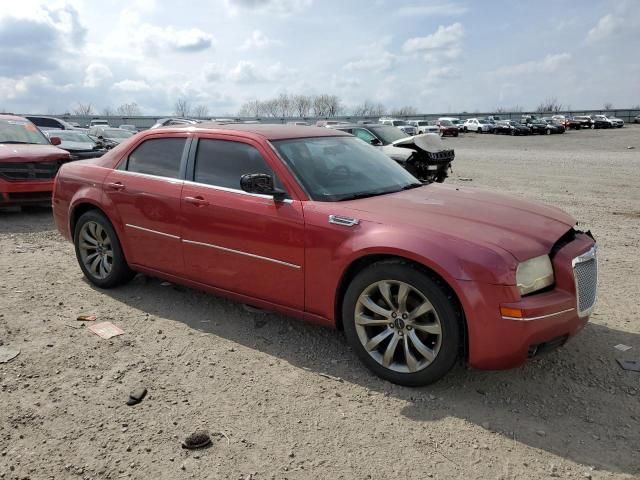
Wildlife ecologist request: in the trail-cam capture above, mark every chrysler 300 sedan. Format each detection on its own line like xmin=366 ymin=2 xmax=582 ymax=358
xmin=52 ymin=124 xmax=598 ymax=386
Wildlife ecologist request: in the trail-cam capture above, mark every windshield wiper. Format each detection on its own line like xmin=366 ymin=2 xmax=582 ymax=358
xmin=0 ymin=141 xmax=30 ymax=144
xmin=399 ymin=182 xmax=424 ymax=191
xmin=338 ymin=190 xmax=391 ymax=201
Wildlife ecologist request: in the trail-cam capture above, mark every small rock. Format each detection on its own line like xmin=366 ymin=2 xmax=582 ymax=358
xmin=536 ymin=430 xmax=546 ymax=437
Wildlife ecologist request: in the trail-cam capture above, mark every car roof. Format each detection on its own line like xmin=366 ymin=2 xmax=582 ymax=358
xmin=169 ymin=122 xmax=352 ymax=140
xmin=0 ymin=113 xmax=30 ymax=122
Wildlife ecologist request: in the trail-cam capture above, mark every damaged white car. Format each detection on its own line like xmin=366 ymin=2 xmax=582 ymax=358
xmin=330 ymin=123 xmax=454 ymax=183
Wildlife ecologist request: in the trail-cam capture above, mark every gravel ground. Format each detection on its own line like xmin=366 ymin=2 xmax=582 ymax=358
xmin=1 ymin=126 xmax=639 ymax=480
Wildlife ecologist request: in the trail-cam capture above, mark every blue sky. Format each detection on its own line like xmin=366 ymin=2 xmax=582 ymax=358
xmin=0 ymin=0 xmax=638 ymax=115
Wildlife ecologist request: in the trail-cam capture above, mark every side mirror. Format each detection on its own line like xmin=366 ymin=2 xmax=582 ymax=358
xmin=370 ymin=138 xmax=382 ymax=146
xmin=49 ymin=136 xmax=61 ymax=146
xmin=97 ymin=135 xmax=104 ymax=140
xmin=240 ymin=173 xmax=286 ymax=201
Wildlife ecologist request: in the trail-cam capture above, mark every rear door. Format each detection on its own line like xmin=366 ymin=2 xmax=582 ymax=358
xmin=103 ymin=134 xmax=190 ymax=276
xmin=180 ymin=136 xmax=305 ymax=309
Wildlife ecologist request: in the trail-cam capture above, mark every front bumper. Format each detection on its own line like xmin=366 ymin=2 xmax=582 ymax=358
xmin=462 ymin=233 xmax=596 ymax=369
xmin=0 ymin=178 xmax=54 ymax=206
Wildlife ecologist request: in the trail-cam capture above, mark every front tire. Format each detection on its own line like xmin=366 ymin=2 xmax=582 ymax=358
xmin=74 ymin=210 xmax=135 ymax=288
xmin=342 ymin=261 xmax=461 ymax=386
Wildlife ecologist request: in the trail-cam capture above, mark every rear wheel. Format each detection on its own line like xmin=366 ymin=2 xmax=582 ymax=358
xmin=74 ymin=210 xmax=135 ymax=288
xmin=342 ymin=261 xmax=461 ymax=386
xmin=546 ymin=128 xmax=551 ymax=135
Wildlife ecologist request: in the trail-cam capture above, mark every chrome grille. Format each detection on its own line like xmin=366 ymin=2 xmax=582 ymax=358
xmin=572 ymin=246 xmax=598 ymax=317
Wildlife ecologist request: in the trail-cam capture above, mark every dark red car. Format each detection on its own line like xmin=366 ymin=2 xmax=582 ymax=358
xmin=52 ymin=124 xmax=598 ymax=386
xmin=0 ymin=114 xmax=70 ymax=207
xmin=437 ymin=120 xmax=459 ymax=137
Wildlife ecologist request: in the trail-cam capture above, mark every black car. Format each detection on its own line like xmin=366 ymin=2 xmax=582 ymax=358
xmin=574 ymin=115 xmax=611 ymax=129
xmin=564 ymin=118 xmax=582 ymax=130
xmin=44 ymin=130 xmax=106 ymax=160
xmin=25 ymin=116 xmax=78 ymax=131
xmin=332 ymin=124 xmax=455 ymax=183
xmin=495 ymin=120 xmax=530 ymax=135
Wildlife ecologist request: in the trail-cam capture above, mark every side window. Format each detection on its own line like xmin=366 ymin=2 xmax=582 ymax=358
xmin=194 ymin=139 xmax=279 ymax=191
xmin=127 ymin=138 xmax=186 ymax=179
xmin=352 ymin=128 xmax=376 ymax=143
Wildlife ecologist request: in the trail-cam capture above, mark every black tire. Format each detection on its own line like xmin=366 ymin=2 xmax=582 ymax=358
xmin=477 ymin=127 xmax=482 ymax=134
xmin=342 ymin=261 xmax=461 ymax=386
xmin=510 ymin=129 xmax=515 ymax=136
xmin=454 ymin=132 xmax=459 ymax=137
xmin=546 ymin=128 xmax=551 ymax=135
xmin=73 ymin=210 xmax=135 ymax=288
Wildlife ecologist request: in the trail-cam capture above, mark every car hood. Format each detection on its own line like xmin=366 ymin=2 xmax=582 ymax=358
xmin=59 ymin=141 xmax=97 ymax=151
xmin=0 ymin=143 xmax=70 ymax=163
xmin=339 ymin=184 xmax=575 ymax=261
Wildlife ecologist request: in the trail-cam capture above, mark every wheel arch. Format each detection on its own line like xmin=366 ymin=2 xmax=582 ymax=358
xmin=69 ymin=201 xmax=109 ymax=237
xmin=334 ymin=253 xmax=469 ymax=360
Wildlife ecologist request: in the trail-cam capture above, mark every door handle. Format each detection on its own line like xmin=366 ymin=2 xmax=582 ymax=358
xmin=106 ymin=182 xmax=125 ymax=191
xmin=184 ymin=196 xmax=209 ymax=207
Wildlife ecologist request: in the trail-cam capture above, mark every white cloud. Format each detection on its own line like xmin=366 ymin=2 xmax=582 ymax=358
xmin=396 ymin=3 xmax=468 ymax=17
xmin=227 ymin=60 xmax=296 ymax=84
xmin=84 ymin=63 xmax=112 ymax=88
xmin=344 ymin=52 xmax=396 ymax=72
xmin=586 ymin=14 xmax=620 ymax=43
xmin=136 ymin=25 xmax=215 ymax=53
xmin=203 ymin=63 xmax=224 ymax=82
xmin=240 ymin=30 xmax=281 ymax=50
xmin=112 ymin=79 xmax=151 ymax=92
xmin=493 ymin=53 xmax=572 ymax=76
xmin=403 ymin=23 xmax=464 ymax=53
xmin=224 ymin=0 xmax=312 ymax=16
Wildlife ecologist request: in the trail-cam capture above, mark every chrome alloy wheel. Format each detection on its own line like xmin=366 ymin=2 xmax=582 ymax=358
xmin=78 ymin=221 xmax=113 ymax=280
xmin=354 ymin=280 xmax=443 ymax=373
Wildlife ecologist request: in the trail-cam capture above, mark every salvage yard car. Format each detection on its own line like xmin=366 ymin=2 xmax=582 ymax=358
xmin=0 ymin=114 xmax=71 ymax=206
xmin=407 ymin=120 xmax=439 ymax=134
xmin=87 ymin=126 xmax=135 ymax=149
xmin=463 ymin=118 xmax=494 ymax=133
xmin=331 ymin=124 xmax=454 ymax=183
xmin=495 ymin=120 xmax=531 ymax=135
xmin=52 ymin=123 xmax=598 ymax=386
xmin=437 ymin=119 xmax=459 ymax=137
xmin=44 ymin=130 xmax=106 ymax=160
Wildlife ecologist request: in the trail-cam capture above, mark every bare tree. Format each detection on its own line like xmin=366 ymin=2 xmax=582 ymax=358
xmin=312 ymin=94 xmax=342 ymax=117
xmin=192 ymin=104 xmax=209 ymax=118
xmin=391 ymin=106 xmax=418 ymax=116
xmin=536 ymin=97 xmax=563 ymax=113
xmin=101 ymin=106 xmax=115 ymax=116
xmin=238 ymin=99 xmax=262 ymax=117
xmin=275 ymin=93 xmax=293 ymax=118
xmin=261 ymin=98 xmax=280 ymax=118
xmin=116 ymin=102 xmax=141 ymax=116
xmin=603 ymin=102 xmax=613 ymax=110
xmin=73 ymin=103 xmax=95 ymax=115
xmin=292 ymin=94 xmax=312 ymax=117
xmin=174 ymin=98 xmax=191 ymax=117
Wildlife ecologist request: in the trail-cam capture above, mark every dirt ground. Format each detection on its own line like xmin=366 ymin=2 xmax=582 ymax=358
xmin=1 ymin=126 xmax=639 ymax=480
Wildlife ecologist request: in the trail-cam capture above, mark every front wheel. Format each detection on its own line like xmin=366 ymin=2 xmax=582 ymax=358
xmin=342 ymin=261 xmax=461 ymax=386
xmin=546 ymin=128 xmax=551 ymax=135
xmin=74 ymin=210 xmax=135 ymax=288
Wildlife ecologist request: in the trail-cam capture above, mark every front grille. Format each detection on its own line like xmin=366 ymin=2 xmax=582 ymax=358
xmin=573 ymin=246 xmax=598 ymax=317
xmin=0 ymin=161 xmax=62 ymax=181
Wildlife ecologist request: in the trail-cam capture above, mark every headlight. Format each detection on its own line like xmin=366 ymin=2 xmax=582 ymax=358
xmin=516 ymin=255 xmax=554 ymax=296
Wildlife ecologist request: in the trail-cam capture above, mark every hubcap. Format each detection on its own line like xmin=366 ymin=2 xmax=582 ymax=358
xmin=78 ymin=221 xmax=113 ymax=280
xmin=354 ymin=280 xmax=443 ymax=373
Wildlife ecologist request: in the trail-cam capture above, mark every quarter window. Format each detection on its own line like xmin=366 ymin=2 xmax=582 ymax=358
xmin=352 ymin=128 xmax=377 ymax=143
xmin=127 ymin=138 xmax=186 ymax=179
xmin=193 ymin=139 xmax=278 ymax=191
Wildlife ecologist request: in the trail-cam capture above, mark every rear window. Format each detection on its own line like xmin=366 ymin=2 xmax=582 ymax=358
xmin=126 ymin=138 xmax=186 ymax=179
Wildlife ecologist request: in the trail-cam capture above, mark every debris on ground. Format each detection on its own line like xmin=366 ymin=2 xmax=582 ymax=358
xmin=627 ymin=146 xmax=635 ymax=149
xmin=126 ymin=387 xmax=148 ymax=406
xmin=76 ymin=314 xmax=97 ymax=322
xmin=459 ymin=177 xmax=473 ymax=181
xmin=88 ymin=322 xmax=124 ymax=339
xmin=614 ymin=344 xmax=632 ymax=352
xmin=182 ymin=431 xmax=212 ymax=450
xmin=318 ymin=372 xmax=344 ymax=383
xmin=0 ymin=346 xmax=20 ymax=363
xmin=160 ymin=282 xmax=172 ymax=287
xmin=242 ymin=304 xmax=266 ymax=314
xmin=616 ymin=359 xmax=640 ymax=372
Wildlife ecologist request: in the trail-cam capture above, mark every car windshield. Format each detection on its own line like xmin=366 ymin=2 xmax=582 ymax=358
xmin=51 ymin=131 xmax=94 ymax=143
xmin=416 ymin=121 xmax=429 ymax=126
xmin=0 ymin=119 xmax=49 ymax=145
xmin=103 ymin=129 xmax=134 ymax=139
xmin=272 ymin=136 xmax=421 ymax=202
xmin=369 ymin=125 xmax=409 ymax=143
xmin=440 ymin=120 xmax=453 ymax=126
xmin=390 ymin=120 xmax=405 ymax=126
xmin=450 ymin=120 xmax=460 ymax=125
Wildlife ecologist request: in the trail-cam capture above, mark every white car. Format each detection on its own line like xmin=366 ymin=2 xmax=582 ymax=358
xmin=89 ymin=119 xmax=110 ymax=128
xmin=407 ymin=120 xmax=439 ymax=134
xmin=463 ymin=118 xmax=494 ymax=133
xmin=379 ymin=118 xmax=417 ymax=136
xmin=438 ymin=117 xmax=466 ymax=132
xmin=593 ymin=115 xmax=623 ymax=128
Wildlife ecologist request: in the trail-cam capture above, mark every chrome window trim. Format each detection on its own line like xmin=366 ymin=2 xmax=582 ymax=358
xmin=502 ymin=308 xmax=575 ymax=322
xmin=182 ymin=239 xmax=301 ymax=269
xmin=114 ymin=169 xmax=184 ymax=185
xmin=125 ymin=224 xmax=180 ymax=239
xmin=183 ymin=180 xmax=293 ymax=203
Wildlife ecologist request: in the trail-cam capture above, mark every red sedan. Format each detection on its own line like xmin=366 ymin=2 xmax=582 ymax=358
xmin=52 ymin=124 xmax=598 ymax=386
xmin=1 ymin=114 xmax=70 ymax=206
